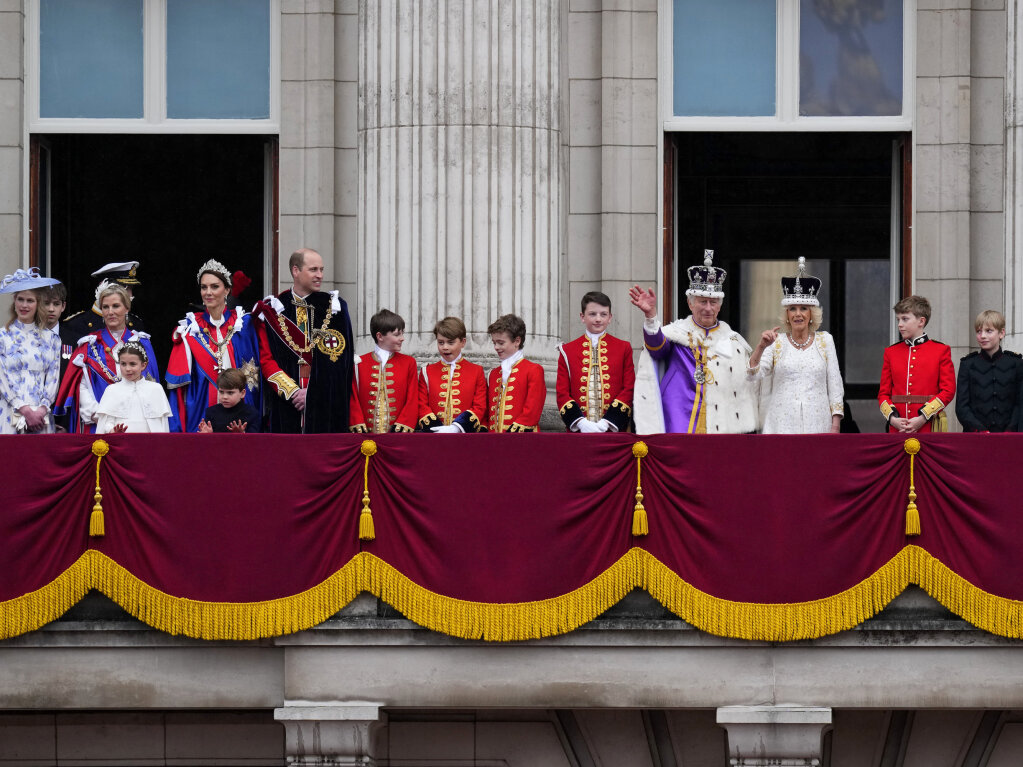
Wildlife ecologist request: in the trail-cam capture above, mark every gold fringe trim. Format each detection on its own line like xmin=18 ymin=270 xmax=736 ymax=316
xmin=638 ymin=548 xmax=912 ymax=641
xmin=5 ymin=547 xmax=1023 ymax=642
xmin=357 ymin=552 xmax=639 ymax=641
xmin=910 ymin=545 xmax=1023 ymax=637
xmin=87 ymin=550 xmax=363 ymax=639
xmin=0 ymin=554 xmax=94 ymax=640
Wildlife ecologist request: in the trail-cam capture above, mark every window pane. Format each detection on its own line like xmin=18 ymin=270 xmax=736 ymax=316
xmin=166 ymin=0 xmax=270 ymax=119
xmin=799 ymin=0 xmax=903 ymax=116
xmin=740 ymin=260 xmax=831 ymax=340
xmin=673 ymin=0 xmax=776 ymax=117
xmin=844 ymin=260 xmax=890 ymax=383
xmin=40 ymin=0 xmax=144 ymax=119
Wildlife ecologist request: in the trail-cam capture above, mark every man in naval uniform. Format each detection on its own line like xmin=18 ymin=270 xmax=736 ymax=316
xmin=252 ymin=248 xmax=355 ymax=433
xmin=629 ymin=250 xmax=757 ymax=434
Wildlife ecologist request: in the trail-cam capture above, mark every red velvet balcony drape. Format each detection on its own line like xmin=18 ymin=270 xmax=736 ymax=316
xmin=1 ymin=433 xmax=1020 ymax=641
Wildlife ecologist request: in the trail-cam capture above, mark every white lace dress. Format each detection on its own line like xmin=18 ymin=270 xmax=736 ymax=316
xmin=748 ymin=331 xmax=844 ymax=434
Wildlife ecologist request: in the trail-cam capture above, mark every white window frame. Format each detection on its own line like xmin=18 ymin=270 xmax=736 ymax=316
xmin=658 ymin=0 xmax=915 ymax=133
xmin=25 ymin=0 xmax=281 ymax=134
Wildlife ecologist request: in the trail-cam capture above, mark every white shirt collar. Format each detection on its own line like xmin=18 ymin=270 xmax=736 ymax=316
xmin=442 ymin=353 xmax=463 ymax=366
xmin=500 ymin=350 xmax=524 ymax=382
xmin=585 ymin=331 xmax=604 ymax=346
xmin=374 ymin=345 xmax=391 ymax=366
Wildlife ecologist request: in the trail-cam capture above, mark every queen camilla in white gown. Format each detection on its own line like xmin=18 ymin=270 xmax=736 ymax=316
xmin=749 ymin=331 xmax=844 ymax=433
xmin=747 ymin=258 xmax=844 ymax=434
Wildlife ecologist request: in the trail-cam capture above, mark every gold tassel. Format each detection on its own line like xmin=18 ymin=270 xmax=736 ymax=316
xmin=359 ymin=440 xmax=377 ymax=541
xmin=904 ymin=438 xmax=921 ymax=536
xmin=632 ymin=441 xmax=649 ymax=536
xmin=90 ymin=440 xmax=110 ymax=537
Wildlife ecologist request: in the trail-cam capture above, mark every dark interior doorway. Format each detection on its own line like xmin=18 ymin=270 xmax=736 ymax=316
xmin=671 ymin=131 xmax=907 ymax=407
xmin=33 ymin=134 xmax=273 ymax=372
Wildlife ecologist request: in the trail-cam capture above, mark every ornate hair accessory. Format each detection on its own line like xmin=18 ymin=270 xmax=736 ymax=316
xmin=197 ymin=259 xmax=233 ymax=288
xmin=118 ymin=340 xmax=149 ymax=365
xmin=0 ymin=267 xmax=60 ymax=294
xmin=685 ymin=249 xmax=727 ymax=299
xmin=780 ymin=257 xmax=822 ymax=307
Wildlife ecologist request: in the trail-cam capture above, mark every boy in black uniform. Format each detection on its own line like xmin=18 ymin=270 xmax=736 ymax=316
xmin=197 ymin=368 xmax=262 ymax=433
xmin=955 ymin=310 xmax=1023 ymax=432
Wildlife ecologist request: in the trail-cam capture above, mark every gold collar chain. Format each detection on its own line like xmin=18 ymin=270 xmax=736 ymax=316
xmin=277 ymin=300 xmax=334 ymax=354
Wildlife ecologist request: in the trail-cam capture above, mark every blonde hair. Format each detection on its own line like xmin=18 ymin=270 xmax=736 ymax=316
xmin=98 ymin=283 xmax=132 ymax=311
xmin=6 ymin=290 xmax=45 ymax=329
xmin=782 ymin=305 xmax=824 ymax=332
xmin=975 ymin=310 xmax=1006 ymax=332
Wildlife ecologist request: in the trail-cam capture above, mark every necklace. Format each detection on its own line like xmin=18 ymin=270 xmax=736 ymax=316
xmin=789 ymin=332 xmax=814 ymax=349
xmin=89 ymin=339 xmax=121 ymax=383
xmin=277 ymin=299 xmax=334 ymax=354
xmin=199 ymin=318 xmax=238 ymax=373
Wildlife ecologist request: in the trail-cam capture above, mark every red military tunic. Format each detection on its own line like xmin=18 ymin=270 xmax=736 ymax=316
xmin=349 ymin=350 xmax=419 ymax=433
xmin=556 ymin=333 xmax=635 ymax=431
xmin=487 ymin=358 xmax=546 ymax=433
xmin=418 ymin=358 xmax=487 ymax=432
xmin=878 ymin=335 xmax=956 ymax=433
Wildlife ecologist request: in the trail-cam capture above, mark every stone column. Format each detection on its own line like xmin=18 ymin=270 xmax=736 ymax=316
xmin=716 ymin=705 xmax=831 ymax=767
xmin=0 ymin=4 xmax=24 ymax=273
xmin=358 ymin=0 xmax=560 ymax=360
xmin=274 ymin=702 xmax=386 ymax=767
xmin=1005 ymin=0 xmax=1023 ymax=349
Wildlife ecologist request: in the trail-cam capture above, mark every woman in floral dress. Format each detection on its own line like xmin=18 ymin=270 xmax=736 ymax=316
xmin=0 ymin=268 xmax=61 ymax=434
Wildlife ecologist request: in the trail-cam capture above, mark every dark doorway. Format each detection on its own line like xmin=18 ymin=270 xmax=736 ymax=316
xmin=33 ymin=134 xmax=273 ymax=372
xmin=671 ymin=131 xmax=907 ymax=413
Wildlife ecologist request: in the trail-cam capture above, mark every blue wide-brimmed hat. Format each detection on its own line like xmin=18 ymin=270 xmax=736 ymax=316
xmin=0 ymin=267 xmax=61 ymax=294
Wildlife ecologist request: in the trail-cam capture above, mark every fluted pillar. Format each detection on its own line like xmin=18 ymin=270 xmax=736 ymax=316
xmin=359 ymin=0 xmax=560 ymax=359
xmin=275 ymin=702 xmax=386 ymax=766
xmin=1006 ymin=0 xmax=1023 ymax=349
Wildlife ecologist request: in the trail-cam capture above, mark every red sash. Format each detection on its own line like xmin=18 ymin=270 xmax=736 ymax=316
xmin=254 ymin=300 xmax=314 ymax=369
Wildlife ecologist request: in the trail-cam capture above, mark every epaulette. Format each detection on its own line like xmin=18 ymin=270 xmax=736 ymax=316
xmin=961 ymin=350 xmax=979 ymax=361
xmin=64 ymin=310 xmax=84 ymax=320
xmin=887 ymin=340 xmax=903 ymax=348
xmin=1006 ymin=350 xmax=1022 ymax=358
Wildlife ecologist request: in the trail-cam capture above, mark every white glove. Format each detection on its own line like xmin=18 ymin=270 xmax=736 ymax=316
xmin=432 ymin=424 xmax=462 ymax=434
xmin=576 ymin=419 xmax=602 ymax=433
xmin=596 ymin=419 xmax=612 ymax=432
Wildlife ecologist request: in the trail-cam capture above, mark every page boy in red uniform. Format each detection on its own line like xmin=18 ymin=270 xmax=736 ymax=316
xmin=556 ymin=291 xmax=635 ymax=433
xmin=349 ymin=309 xmax=419 ymax=433
xmin=418 ymin=316 xmax=487 ymax=433
xmin=486 ymin=314 xmax=546 ymax=433
xmin=878 ymin=295 xmax=956 ymax=433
